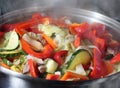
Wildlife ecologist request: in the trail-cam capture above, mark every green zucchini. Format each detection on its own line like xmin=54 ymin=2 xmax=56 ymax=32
xmin=2 ymin=58 xmax=13 ymax=66
xmin=0 ymin=43 xmax=23 ymax=58
xmin=0 ymin=30 xmax=19 ymax=51
xmin=67 ymin=49 xmax=91 ymax=70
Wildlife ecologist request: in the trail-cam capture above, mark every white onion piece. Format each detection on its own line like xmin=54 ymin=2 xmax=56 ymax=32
xmin=75 ymin=64 xmax=86 ymax=76
xmin=23 ymin=62 xmax=29 ymax=74
xmin=55 ymin=71 xmax=61 ymax=76
xmin=26 ymin=55 xmax=44 ymax=65
xmin=89 ymin=61 xmax=94 ymax=70
xmin=88 ymin=45 xmax=102 ymax=55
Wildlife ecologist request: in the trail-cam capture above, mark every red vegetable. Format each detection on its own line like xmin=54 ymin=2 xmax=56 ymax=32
xmin=21 ymin=38 xmax=54 ymax=59
xmin=32 ymin=13 xmax=43 ymax=19
xmin=95 ymin=37 xmax=106 ymax=57
xmin=60 ymin=71 xmax=89 ymax=81
xmin=104 ymin=61 xmax=114 ymax=74
xmin=82 ymin=64 xmax=90 ymax=70
xmin=0 ymin=24 xmax=16 ymax=32
xmin=91 ymin=23 xmax=106 ymax=37
xmin=90 ymin=49 xmax=114 ymax=79
xmin=28 ymin=59 xmax=39 ymax=78
xmin=110 ymin=53 xmax=120 ymax=64
xmin=90 ymin=48 xmax=107 ymax=78
xmin=54 ymin=50 xmax=68 ymax=66
xmin=0 ymin=32 xmax=5 ymax=39
xmin=46 ymin=74 xmax=60 ymax=80
xmin=32 ymin=13 xmax=52 ymax=25
xmin=90 ymin=37 xmax=113 ymax=78
xmin=53 ymin=17 xmax=69 ymax=28
xmin=69 ymin=22 xmax=89 ymax=35
xmin=15 ymin=19 xmax=38 ymax=36
xmin=74 ymin=34 xmax=81 ymax=48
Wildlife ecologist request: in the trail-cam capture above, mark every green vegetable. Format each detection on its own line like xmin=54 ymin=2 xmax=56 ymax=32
xmin=0 ymin=43 xmax=25 ymax=58
xmin=0 ymin=30 xmax=19 ymax=51
xmin=13 ymin=55 xmax=26 ymax=65
xmin=46 ymin=59 xmax=58 ymax=73
xmin=2 ymin=58 xmax=13 ymax=66
xmin=67 ymin=49 xmax=91 ymax=70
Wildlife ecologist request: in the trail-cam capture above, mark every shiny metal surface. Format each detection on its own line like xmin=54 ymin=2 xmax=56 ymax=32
xmin=0 ymin=7 xmax=120 ymax=88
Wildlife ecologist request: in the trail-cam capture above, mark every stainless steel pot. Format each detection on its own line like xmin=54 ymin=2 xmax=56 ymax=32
xmin=0 ymin=7 xmax=120 ymax=88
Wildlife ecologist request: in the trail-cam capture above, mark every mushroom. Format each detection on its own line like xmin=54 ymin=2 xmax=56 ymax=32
xmin=22 ymin=32 xmax=44 ymax=51
xmin=38 ymin=65 xmax=46 ymax=73
xmin=22 ymin=62 xmax=30 ymax=74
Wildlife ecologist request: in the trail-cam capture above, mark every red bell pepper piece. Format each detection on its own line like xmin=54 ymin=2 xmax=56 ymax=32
xmin=95 ymin=37 xmax=106 ymax=57
xmin=83 ymin=28 xmax=97 ymax=43
xmin=74 ymin=34 xmax=81 ymax=48
xmin=90 ymin=48 xmax=108 ymax=78
xmin=15 ymin=19 xmax=38 ymax=36
xmin=69 ymin=22 xmax=89 ymax=35
xmin=0 ymin=24 xmax=16 ymax=32
xmin=0 ymin=32 xmax=4 ymax=37
xmin=53 ymin=17 xmax=69 ymax=28
xmin=90 ymin=49 xmax=114 ymax=79
xmin=46 ymin=74 xmax=60 ymax=80
xmin=32 ymin=13 xmax=43 ymax=19
xmin=54 ymin=50 xmax=68 ymax=66
xmin=104 ymin=61 xmax=114 ymax=74
xmin=0 ymin=32 xmax=5 ymax=42
xmin=82 ymin=64 xmax=90 ymax=70
xmin=90 ymin=37 xmax=112 ymax=79
xmin=28 ymin=59 xmax=39 ymax=78
xmin=32 ymin=13 xmax=52 ymax=25
xmin=60 ymin=71 xmax=89 ymax=81
xmin=15 ymin=14 xmax=52 ymax=36
xmin=110 ymin=53 xmax=120 ymax=64
xmin=91 ymin=23 xmax=106 ymax=37
xmin=21 ymin=38 xmax=54 ymax=59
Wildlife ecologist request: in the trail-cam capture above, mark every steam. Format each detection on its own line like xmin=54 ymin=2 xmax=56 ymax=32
xmin=28 ymin=0 xmax=77 ymax=8
xmin=0 ymin=0 xmax=120 ymax=20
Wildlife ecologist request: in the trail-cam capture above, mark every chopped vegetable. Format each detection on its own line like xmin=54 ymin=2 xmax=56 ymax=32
xmin=74 ymin=35 xmax=81 ymax=48
xmin=0 ymin=13 xmax=119 ymax=81
xmin=46 ymin=59 xmax=58 ymax=73
xmin=2 ymin=58 xmax=13 ymax=66
xmin=21 ymin=38 xmax=53 ymax=59
xmin=42 ymin=33 xmax=57 ymax=49
xmin=110 ymin=53 xmax=120 ymax=64
xmin=69 ymin=22 xmax=89 ymax=35
xmin=67 ymin=49 xmax=91 ymax=70
xmin=28 ymin=59 xmax=39 ymax=78
xmin=0 ymin=62 xmax=10 ymax=69
xmin=60 ymin=71 xmax=89 ymax=81
xmin=54 ymin=50 xmax=68 ymax=66
xmin=0 ymin=30 xmax=19 ymax=51
xmin=46 ymin=74 xmax=60 ymax=80
xmin=75 ymin=64 xmax=86 ymax=76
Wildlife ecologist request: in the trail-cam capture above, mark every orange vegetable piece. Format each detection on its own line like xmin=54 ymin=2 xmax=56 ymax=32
xmin=60 ymin=71 xmax=89 ymax=81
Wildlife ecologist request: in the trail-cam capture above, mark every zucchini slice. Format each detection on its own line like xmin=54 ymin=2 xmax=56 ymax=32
xmin=67 ymin=49 xmax=91 ymax=70
xmin=0 ymin=30 xmax=19 ymax=51
xmin=0 ymin=42 xmax=22 ymax=58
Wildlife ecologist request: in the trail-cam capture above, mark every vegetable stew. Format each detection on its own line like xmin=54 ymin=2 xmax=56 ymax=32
xmin=0 ymin=13 xmax=120 ymax=81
